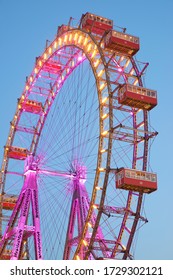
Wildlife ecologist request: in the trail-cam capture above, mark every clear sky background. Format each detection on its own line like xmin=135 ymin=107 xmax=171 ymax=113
xmin=0 ymin=0 xmax=172 ymax=260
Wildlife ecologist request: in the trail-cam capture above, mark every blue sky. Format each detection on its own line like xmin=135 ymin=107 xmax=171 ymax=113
xmin=0 ymin=0 xmax=172 ymax=259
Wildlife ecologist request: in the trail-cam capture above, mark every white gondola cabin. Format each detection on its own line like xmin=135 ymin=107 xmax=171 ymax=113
xmin=104 ymin=30 xmax=139 ymax=56
xmin=116 ymin=168 xmax=157 ymax=194
xmin=81 ymin=12 xmax=113 ymax=35
xmin=118 ymin=84 xmax=157 ymax=110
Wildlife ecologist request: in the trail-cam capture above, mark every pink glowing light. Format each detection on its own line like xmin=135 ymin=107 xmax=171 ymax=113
xmin=78 ymin=56 xmax=83 ymax=62
xmin=117 ymin=67 xmax=123 ymax=72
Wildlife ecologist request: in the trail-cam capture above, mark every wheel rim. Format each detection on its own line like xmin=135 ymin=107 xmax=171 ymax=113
xmin=0 ymin=21 xmax=156 ymax=260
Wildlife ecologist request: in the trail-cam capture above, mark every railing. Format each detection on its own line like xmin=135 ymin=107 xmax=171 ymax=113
xmin=117 ymin=169 xmax=157 ymax=182
xmin=112 ymin=30 xmax=139 ymax=44
xmin=119 ymin=84 xmax=157 ymax=99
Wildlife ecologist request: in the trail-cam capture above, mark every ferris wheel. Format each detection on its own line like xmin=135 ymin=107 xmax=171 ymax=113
xmin=0 ymin=12 xmax=158 ymax=260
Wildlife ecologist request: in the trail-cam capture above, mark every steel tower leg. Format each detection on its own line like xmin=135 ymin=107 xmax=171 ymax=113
xmin=0 ymin=156 xmax=43 ymax=259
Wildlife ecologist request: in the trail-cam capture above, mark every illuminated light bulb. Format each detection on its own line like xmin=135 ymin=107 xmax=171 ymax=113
xmin=39 ymin=60 xmax=42 ymax=67
xmin=54 ymin=41 xmax=57 ymax=48
xmin=58 ymin=38 xmax=62 ymax=45
xmin=101 ymin=130 xmax=108 ymax=136
xmin=25 ymin=85 xmax=29 ymax=90
xmin=117 ymin=67 xmax=123 ymax=72
xmin=14 ymin=115 xmax=17 ymax=119
xmin=138 ymin=122 xmax=144 ymax=128
xmin=64 ymin=35 xmax=67 ymax=43
xmin=91 ymin=50 xmax=96 ymax=59
xmin=34 ymin=68 xmax=38 ymax=74
xmin=30 ymin=76 xmax=33 ymax=82
xmin=43 ymin=53 xmax=47 ymax=59
xmin=74 ymin=33 xmax=78 ymax=41
xmin=100 ymin=83 xmax=105 ymax=90
xmin=102 ymin=97 xmax=108 ymax=104
xmin=99 ymin=167 xmax=105 ymax=172
xmin=96 ymin=186 xmax=102 ymax=190
xmin=67 ymin=68 xmax=69 ymax=73
xmin=69 ymin=33 xmax=72 ymax=42
xmin=76 ymin=255 xmax=80 ymax=260
xmin=78 ymin=35 xmax=82 ymax=44
xmin=100 ymin=149 xmax=106 ymax=153
xmin=87 ymin=222 xmax=92 ymax=228
xmin=83 ymin=240 xmax=88 ymax=246
xmin=101 ymin=113 xmax=108 ymax=120
xmin=83 ymin=37 xmax=88 ymax=46
xmin=18 ymin=104 xmax=22 ymax=109
xmin=129 ymin=69 xmax=134 ymax=75
xmin=134 ymin=79 xmax=138 ymax=85
xmin=78 ymin=56 xmax=83 ymax=62
xmin=8 ymin=136 xmax=11 ymax=140
xmin=48 ymin=47 xmax=52 ymax=54
xmin=98 ymin=69 xmax=104 ymax=77
xmin=125 ymin=59 xmax=130 ymax=68
xmin=87 ymin=44 xmax=91 ymax=52
xmin=94 ymin=59 xmax=99 ymax=67
xmin=92 ymin=204 xmax=98 ymax=209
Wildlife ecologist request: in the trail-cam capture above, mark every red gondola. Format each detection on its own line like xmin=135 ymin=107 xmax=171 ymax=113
xmin=104 ymin=30 xmax=139 ymax=56
xmin=116 ymin=168 xmax=157 ymax=193
xmin=20 ymin=99 xmax=43 ymax=114
xmin=81 ymin=12 xmax=113 ymax=35
xmin=118 ymin=84 xmax=157 ymax=110
xmin=6 ymin=146 xmax=28 ymax=160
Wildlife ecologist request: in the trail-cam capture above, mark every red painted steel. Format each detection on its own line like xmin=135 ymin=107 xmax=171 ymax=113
xmin=81 ymin=12 xmax=113 ymax=35
xmin=118 ymin=84 xmax=157 ymax=110
xmin=20 ymin=100 xmax=43 ymax=114
xmin=6 ymin=146 xmax=28 ymax=160
xmin=116 ymin=168 xmax=157 ymax=193
xmin=2 ymin=202 xmax=16 ymax=210
xmin=43 ymin=61 xmax=61 ymax=73
xmin=104 ymin=30 xmax=139 ymax=55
